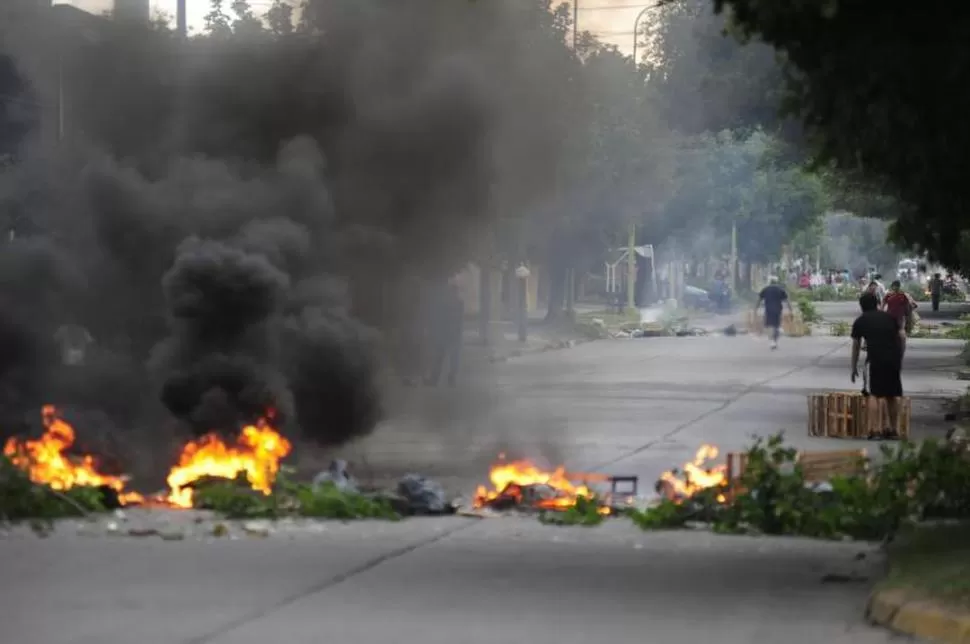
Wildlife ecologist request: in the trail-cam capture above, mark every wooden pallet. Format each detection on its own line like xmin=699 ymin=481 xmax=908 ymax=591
xmin=726 ymin=448 xmax=868 ymax=485
xmin=807 ymin=392 xmax=911 ymax=439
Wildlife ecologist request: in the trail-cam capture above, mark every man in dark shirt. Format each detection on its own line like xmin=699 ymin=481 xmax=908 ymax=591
xmin=930 ymin=272 xmax=943 ymax=311
xmin=755 ymin=276 xmax=793 ymax=350
xmin=851 ymin=292 xmax=904 ymax=440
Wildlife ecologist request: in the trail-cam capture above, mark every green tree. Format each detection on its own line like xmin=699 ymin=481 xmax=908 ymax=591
xmin=713 ymin=0 xmax=970 ymax=269
xmin=538 ymin=39 xmax=675 ymax=319
xmin=659 ymin=129 xmax=828 ymax=276
xmin=643 ymin=0 xmax=784 ymax=135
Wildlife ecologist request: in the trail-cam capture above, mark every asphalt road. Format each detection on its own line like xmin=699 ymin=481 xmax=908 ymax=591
xmin=7 ymin=325 xmax=962 ymax=644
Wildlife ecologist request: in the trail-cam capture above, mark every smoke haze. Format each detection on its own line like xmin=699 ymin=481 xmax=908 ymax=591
xmin=0 ymin=0 xmax=576 ymax=471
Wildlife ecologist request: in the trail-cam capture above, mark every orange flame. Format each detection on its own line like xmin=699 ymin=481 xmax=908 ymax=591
xmin=2 ymin=405 xmax=144 ymax=505
xmin=659 ymin=444 xmax=728 ymax=503
xmin=165 ymin=416 xmax=292 ymax=508
xmin=473 ymin=457 xmax=611 ymax=514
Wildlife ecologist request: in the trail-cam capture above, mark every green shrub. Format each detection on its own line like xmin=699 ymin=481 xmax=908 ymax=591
xmin=539 ymin=495 xmax=606 ymax=526
xmin=803 ymin=284 xmax=862 ymax=302
xmin=192 ymin=470 xmax=400 ymax=520
xmin=795 ymin=297 xmax=821 ymax=323
xmin=0 ymin=455 xmax=107 ymax=528
xmin=904 ymin=282 xmax=930 ymax=302
xmin=629 ymin=432 xmax=970 ymax=542
xmin=831 ymin=320 xmax=850 ymax=337
xmin=945 ymin=325 xmax=970 ymax=340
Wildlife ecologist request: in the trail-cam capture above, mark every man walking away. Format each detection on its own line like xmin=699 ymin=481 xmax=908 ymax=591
xmin=851 ymin=293 xmax=904 ymax=440
xmin=755 ymin=276 xmax=793 ymax=350
xmin=426 ymin=276 xmax=464 ymax=387
xmin=930 ymin=272 xmax=943 ymax=312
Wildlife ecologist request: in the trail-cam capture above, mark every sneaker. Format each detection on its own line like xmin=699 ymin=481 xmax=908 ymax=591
xmin=770 ymin=341 xmax=778 ymax=350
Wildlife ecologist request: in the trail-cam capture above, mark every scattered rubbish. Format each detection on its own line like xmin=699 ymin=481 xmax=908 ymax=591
xmin=127 ymin=527 xmax=159 ymax=537
xmin=242 ymin=521 xmax=272 ymax=538
xmin=396 ymin=474 xmax=455 ymax=515
xmin=312 ymin=459 xmax=358 ymax=493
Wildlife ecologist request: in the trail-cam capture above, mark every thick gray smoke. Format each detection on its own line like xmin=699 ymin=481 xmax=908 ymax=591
xmin=0 ymin=0 xmax=572 ymax=455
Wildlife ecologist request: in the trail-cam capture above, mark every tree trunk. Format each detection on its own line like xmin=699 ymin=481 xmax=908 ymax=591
xmin=545 ymin=262 xmax=567 ymax=321
xmin=478 ymin=266 xmax=491 ymax=345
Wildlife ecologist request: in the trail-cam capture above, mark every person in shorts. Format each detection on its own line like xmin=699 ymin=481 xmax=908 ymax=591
xmin=850 ymin=292 xmax=904 ymax=440
xmin=755 ymin=275 xmax=793 ymax=350
xmin=883 ymin=280 xmax=916 ymax=358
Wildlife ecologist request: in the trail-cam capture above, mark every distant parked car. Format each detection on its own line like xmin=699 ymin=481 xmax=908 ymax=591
xmin=683 ymin=285 xmax=713 ymax=311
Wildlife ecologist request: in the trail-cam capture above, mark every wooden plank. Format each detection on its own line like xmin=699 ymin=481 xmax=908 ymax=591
xmin=728 ymin=448 xmax=868 ymax=484
xmin=806 ymin=392 xmax=911 ymax=439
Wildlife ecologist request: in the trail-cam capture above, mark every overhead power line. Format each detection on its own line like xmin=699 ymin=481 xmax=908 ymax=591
xmin=578 ymin=3 xmax=656 ymax=10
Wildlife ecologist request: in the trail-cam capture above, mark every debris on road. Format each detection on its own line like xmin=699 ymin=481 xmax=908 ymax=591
xmin=467 ymin=456 xmax=642 ymax=518
xmin=395 ymin=474 xmax=455 ymax=515
xmin=312 ymin=460 xmax=358 ymax=493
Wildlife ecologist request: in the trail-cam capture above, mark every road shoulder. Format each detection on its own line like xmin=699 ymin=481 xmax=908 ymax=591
xmin=866 ymin=522 xmax=970 ymax=642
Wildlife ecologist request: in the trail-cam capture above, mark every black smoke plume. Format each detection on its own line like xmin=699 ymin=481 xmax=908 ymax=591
xmin=0 ymin=0 xmax=573 ymax=452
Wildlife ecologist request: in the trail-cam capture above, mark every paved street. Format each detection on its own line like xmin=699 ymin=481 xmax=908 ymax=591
xmin=6 ymin=320 xmax=963 ymax=644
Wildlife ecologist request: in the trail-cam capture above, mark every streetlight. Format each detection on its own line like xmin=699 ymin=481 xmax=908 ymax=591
xmin=515 ymin=263 xmax=531 ymax=342
xmin=631 ymin=2 xmax=664 ymax=67
xmin=625 ymin=2 xmax=664 ymax=311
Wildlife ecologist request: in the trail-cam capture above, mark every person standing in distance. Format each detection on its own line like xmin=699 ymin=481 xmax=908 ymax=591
xmin=930 ymin=272 xmax=943 ymax=312
xmin=755 ymin=275 xmax=793 ymax=350
xmin=851 ymin=292 xmax=904 ymax=440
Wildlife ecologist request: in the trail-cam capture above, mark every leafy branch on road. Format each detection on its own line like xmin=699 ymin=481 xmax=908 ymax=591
xmin=192 ymin=469 xmax=400 ymax=520
xmin=0 ymin=455 xmax=107 ymax=531
xmin=630 ymin=432 xmax=970 ymax=541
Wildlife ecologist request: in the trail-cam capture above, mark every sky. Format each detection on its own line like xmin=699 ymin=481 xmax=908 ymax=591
xmin=55 ymin=0 xmax=659 ymax=55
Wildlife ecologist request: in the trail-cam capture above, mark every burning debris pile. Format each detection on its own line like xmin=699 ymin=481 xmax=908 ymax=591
xmin=470 ymin=456 xmax=638 ymax=517
xmin=166 ymin=415 xmax=291 ymax=509
xmin=3 ymin=405 xmax=293 ymax=512
xmin=3 ymin=405 xmax=144 ymax=507
xmin=656 ymin=445 xmax=729 ymax=504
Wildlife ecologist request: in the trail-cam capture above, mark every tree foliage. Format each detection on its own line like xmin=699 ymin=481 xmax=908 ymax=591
xmin=713 ymin=0 xmax=970 ymax=269
xmin=658 ymin=129 xmax=829 ymax=266
xmin=643 ymin=0 xmax=784 ymax=135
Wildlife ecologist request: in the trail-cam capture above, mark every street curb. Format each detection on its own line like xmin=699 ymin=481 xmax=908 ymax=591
xmin=488 ymin=337 xmax=595 ymax=363
xmin=866 ymin=589 xmax=970 ymax=642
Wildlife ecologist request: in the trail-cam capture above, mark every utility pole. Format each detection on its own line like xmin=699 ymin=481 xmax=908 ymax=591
xmin=573 ymin=0 xmax=579 ymax=50
xmin=730 ymin=221 xmax=738 ymax=293
xmin=626 ymin=3 xmax=661 ymax=313
xmin=177 ymin=0 xmax=187 ymax=37
xmin=626 ymin=223 xmax=636 ymax=311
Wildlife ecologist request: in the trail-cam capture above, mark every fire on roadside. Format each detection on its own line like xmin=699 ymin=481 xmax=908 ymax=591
xmin=2 ymin=405 xmax=145 ymax=505
xmin=165 ymin=414 xmax=292 ymax=508
xmin=657 ymin=444 xmax=728 ymax=503
xmin=3 ymin=405 xmax=293 ymax=509
xmin=473 ymin=456 xmax=612 ymax=514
